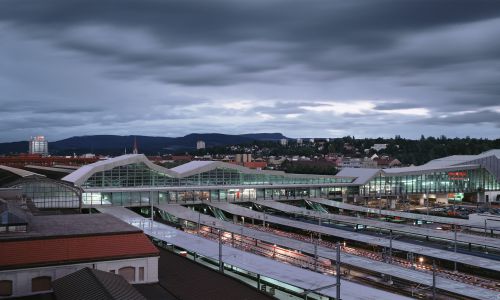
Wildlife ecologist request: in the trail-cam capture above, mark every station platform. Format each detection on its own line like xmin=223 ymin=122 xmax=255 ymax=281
xmin=97 ymin=206 xmax=411 ymax=300
xmin=252 ymin=199 xmax=500 ymax=249
xmin=308 ymin=198 xmax=500 ymax=230
xmin=207 ymin=202 xmax=500 ymax=273
xmin=158 ymin=204 xmax=500 ymax=300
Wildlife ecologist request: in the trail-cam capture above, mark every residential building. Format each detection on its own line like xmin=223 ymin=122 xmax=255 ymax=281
xmin=371 ymin=144 xmax=388 ymax=152
xmin=0 ymin=206 xmax=159 ymax=298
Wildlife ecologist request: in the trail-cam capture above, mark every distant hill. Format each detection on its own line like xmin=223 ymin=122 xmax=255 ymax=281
xmin=0 ymin=133 xmax=287 ymax=155
xmin=0 ymin=141 xmax=29 ymax=155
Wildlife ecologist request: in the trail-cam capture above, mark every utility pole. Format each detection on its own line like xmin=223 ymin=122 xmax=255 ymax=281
xmin=453 ymin=225 xmax=457 ymax=272
xmin=299 ymin=243 xmax=341 ymax=300
xmin=432 ymin=260 xmax=436 ymax=300
xmin=389 ymin=230 xmax=393 ymax=264
xmin=426 ymin=195 xmax=429 ymax=216
xmin=219 ymin=229 xmax=223 ymax=273
xmin=198 ymin=211 xmax=201 ymax=232
xmin=484 ymin=219 xmax=487 ymax=236
xmin=336 ymin=242 xmax=341 ymax=300
xmin=318 ymin=215 xmax=322 ymax=240
xmin=314 ymin=241 xmax=318 ymax=271
xmin=151 ymin=198 xmax=154 ymax=221
xmin=378 ymin=192 xmax=382 ymax=216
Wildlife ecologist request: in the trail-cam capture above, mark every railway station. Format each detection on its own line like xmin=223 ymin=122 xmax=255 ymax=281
xmin=1 ymin=150 xmax=500 ymax=299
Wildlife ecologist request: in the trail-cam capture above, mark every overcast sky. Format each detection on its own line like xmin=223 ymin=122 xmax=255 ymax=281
xmin=1 ymin=0 xmax=500 ymax=142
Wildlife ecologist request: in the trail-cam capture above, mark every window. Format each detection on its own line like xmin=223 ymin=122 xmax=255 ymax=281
xmin=32 ymin=276 xmax=51 ymax=292
xmin=139 ymin=267 xmax=144 ymax=281
xmin=0 ymin=280 xmax=13 ymax=297
xmin=118 ymin=267 xmax=135 ymax=282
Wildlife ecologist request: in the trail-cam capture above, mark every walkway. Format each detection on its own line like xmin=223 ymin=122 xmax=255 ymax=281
xmin=252 ymin=200 xmax=500 ymax=249
xmin=98 ymin=207 xmax=411 ymax=300
xmin=207 ymin=202 xmax=500 ymax=273
xmin=159 ymin=204 xmax=500 ymax=300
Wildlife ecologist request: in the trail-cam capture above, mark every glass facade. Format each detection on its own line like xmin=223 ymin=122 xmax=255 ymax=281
xmin=78 ymin=160 xmax=500 ymax=206
xmin=359 ymin=168 xmax=500 ymax=196
xmin=82 ymin=163 xmax=352 ymax=188
xmin=11 ymin=179 xmax=80 ymax=208
xmin=82 ymin=186 xmax=348 ymax=206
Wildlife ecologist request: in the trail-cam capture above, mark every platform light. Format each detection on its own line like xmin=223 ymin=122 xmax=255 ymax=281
xmin=418 ymin=257 xmax=424 ymax=264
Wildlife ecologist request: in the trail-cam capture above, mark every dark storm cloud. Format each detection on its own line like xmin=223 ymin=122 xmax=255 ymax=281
xmin=2 ymin=0 xmax=500 ymax=80
xmin=424 ymin=111 xmax=500 ymax=127
xmin=1 ymin=0 xmax=500 ymax=141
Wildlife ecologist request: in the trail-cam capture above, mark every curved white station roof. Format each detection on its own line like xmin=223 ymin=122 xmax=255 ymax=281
xmin=63 ymin=154 xmax=350 ymax=186
xmin=63 ymin=150 xmax=500 ymax=187
xmin=337 ymin=149 xmax=500 ymax=185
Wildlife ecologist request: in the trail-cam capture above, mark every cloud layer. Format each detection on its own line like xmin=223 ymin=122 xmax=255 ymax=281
xmin=1 ymin=0 xmax=499 ymax=141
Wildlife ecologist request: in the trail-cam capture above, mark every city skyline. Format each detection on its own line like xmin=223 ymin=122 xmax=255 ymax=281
xmin=1 ymin=0 xmax=500 ymax=142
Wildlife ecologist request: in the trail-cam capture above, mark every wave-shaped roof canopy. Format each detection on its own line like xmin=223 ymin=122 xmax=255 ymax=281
xmin=63 ymin=154 xmax=350 ymax=186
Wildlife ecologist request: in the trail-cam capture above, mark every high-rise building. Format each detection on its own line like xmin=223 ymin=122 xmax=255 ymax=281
xmin=280 ymin=138 xmax=288 ymax=146
xmin=29 ymin=136 xmax=48 ymax=156
xmin=296 ymin=138 xmax=303 ymax=145
xmin=196 ymin=140 xmax=206 ymax=150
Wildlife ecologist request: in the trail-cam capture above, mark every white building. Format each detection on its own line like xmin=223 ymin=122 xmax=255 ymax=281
xmin=280 ymin=138 xmax=288 ymax=146
xmin=29 ymin=136 xmax=48 ymax=156
xmin=0 ymin=213 xmax=159 ymax=298
xmin=196 ymin=140 xmax=206 ymax=150
xmin=371 ymin=144 xmax=387 ymax=152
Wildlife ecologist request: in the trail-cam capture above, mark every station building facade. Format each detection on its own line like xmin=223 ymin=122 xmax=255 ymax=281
xmin=60 ymin=150 xmax=500 ymax=207
xmin=62 ymin=155 xmax=354 ymax=206
xmin=341 ymin=150 xmax=500 ymax=203
xmin=0 ymin=166 xmax=81 ymax=209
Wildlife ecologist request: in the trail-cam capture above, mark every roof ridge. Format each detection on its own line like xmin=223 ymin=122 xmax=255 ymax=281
xmin=89 ymin=268 xmax=115 ymax=300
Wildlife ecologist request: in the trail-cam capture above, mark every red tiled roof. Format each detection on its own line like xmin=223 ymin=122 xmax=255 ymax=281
xmin=0 ymin=233 xmax=159 ymax=270
xmin=243 ymin=162 xmax=268 ymax=169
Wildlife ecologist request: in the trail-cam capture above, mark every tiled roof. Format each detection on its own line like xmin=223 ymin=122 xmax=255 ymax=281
xmin=0 ymin=214 xmax=141 ymax=241
xmin=0 ymin=232 xmax=159 ymax=270
xmin=53 ymin=267 xmax=146 ymax=300
xmin=243 ymin=161 xmax=268 ymax=169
